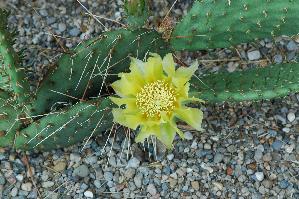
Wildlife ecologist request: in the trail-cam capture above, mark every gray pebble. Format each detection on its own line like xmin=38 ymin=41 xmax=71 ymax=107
xmin=273 ymin=54 xmax=283 ymax=64
xmin=73 ymin=165 xmax=90 ymax=178
xmin=247 ymin=50 xmax=261 ymax=60
xmin=272 ymin=140 xmax=283 ymax=151
xmin=287 ymin=41 xmax=298 ymax=51
xmin=213 ymin=153 xmax=224 ymax=163
xmin=69 ymin=28 xmax=81 ymax=37
xmin=255 ymin=172 xmax=264 ymax=181
xmin=147 ymin=184 xmax=157 ymax=196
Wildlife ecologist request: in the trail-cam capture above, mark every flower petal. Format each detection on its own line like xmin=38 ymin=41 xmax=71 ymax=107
xmin=144 ymin=53 xmax=163 ymax=82
xmin=111 ymin=73 xmax=141 ymax=97
xmin=162 ymin=53 xmax=176 ymax=76
xmin=174 ymin=107 xmax=203 ymax=131
xmin=173 ymin=60 xmax=198 ymax=87
xmin=112 ymin=108 xmax=143 ymax=130
xmin=135 ymin=125 xmax=160 ymax=143
xmin=157 ymin=122 xmax=176 ymax=148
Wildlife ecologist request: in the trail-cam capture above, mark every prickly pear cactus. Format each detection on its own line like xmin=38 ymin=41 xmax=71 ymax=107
xmin=190 ymin=63 xmax=299 ymax=102
xmin=124 ymin=0 xmax=149 ymax=28
xmin=16 ymin=98 xmax=115 ymax=151
xmin=31 ymin=29 xmax=168 ymax=115
xmin=171 ymin=0 xmax=299 ymax=50
xmin=0 ymin=9 xmax=30 ymax=104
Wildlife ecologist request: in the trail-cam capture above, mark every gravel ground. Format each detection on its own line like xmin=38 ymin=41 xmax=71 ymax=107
xmin=0 ymin=0 xmax=299 ymax=198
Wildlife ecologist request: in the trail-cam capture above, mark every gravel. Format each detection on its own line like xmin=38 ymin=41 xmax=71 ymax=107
xmin=0 ymin=0 xmax=298 ymax=198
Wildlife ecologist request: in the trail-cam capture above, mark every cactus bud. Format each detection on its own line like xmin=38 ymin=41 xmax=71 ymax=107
xmin=124 ymin=0 xmax=147 ymax=16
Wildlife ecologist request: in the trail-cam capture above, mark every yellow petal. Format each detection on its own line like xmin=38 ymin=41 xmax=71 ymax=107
xmin=158 ymin=122 xmax=176 ymax=149
xmin=174 ymin=107 xmax=203 ymax=131
xmin=112 ymin=108 xmax=143 ymax=130
xmin=162 ymin=53 xmax=176 ymax=76
xmin=144 ymin=53 xmax=163 ymax=82
xmin=111 ymin=73 xmax=141 ymax=97
xmin=129 ymin=57 xmax=146 ymax=82
xmin=173 ymin=60 xmax=198 ymax=87
xmin=135 ymin=125 xmax=160 ymax=143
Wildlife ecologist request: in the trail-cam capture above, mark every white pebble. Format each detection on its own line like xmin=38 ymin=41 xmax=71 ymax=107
xmin=167 ymin=154 xmax=174 ymax=161
xmin=21 ymin=182 xmax=32 ymax=192
xmin=247 ymin=50 xmax=261 ymax=61
xmin=84 ymin=190 xmax=94 ymax=198
xmin=287 ymin=112 xmax=296 ymax=122
xmin=255 ymin=172 xmax=264 ymax=181
xmin=126 ymin=157 xmax=140 ymax=168
xmin=184 ymin=131 xmax=193 ymax=140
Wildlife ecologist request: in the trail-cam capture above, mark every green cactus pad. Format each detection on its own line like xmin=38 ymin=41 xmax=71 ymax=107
xmin=171 ymin=0 xmax=299 ymax=51
xmin=31 ymin=29 xmax=168 ymax=116
xmin=190 ymin=62 xmax=299 ymax=102
xmin=0 ymin=9 xmax=31 ymax=104
xmin=16 ymin=98 xmax=115 ymax=151
xmin=0 ymin=89 xmax=24 ymax=148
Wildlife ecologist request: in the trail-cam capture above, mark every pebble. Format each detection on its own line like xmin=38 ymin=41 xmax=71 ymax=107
xmin=21 ymin=182 xmax=32 ymax=192
xmin=273 ymin=54 xmax=283 ymax=63
xmin=84 ymin=190 xmax=94 ymax=198
xmin=204 ymin=143 xmax=212 ymax=150
xmin=287 ymin=40 xmax=298 ymax=51
xmin=73 ymin=165 xmax=90 ymax=178
xmin=126 ymin=157 xmax=140 ymax=168
xmin=191 ymin=181 xmax=200 ymax=190
xmin=58 ymin=23 xmax=66 ymax=32
xmin=287 ymin=112 xmax=296 ymax=122
xmin=247 ymin=50 xmax=261 ymax=60
xmin=184 ymin=131 xmax=193 ymax=140
xmin=254 ymin=172 xmax=264 ymax=181
xmin=42 ymin=181 xmax=54 ymax=188
xmin=53 ymin=161 xmax=67 ymax=171
xmin=147 ymin=184 xmax=157 ymax=196
xmin=134 ymin=173 xmax=143 ymax=188
xmin=10 ymin=187 xmax=18 ymax=197
xmin=70 ymin=153 xmax=81 ymax=162
xmin=213 ymin=153 xmax=224 ymax=163
xmin=69 ymin=28 xmax=81 ymax=37
xmin=279 ymin=180 xmax=289 ymax=189
xmin=0 ymin=176 xmax=5 ymax=185
xmin=166 ymin=154 xmax=174 ymax=161
xmin=272 ymin=140 xmax=283 ymax=150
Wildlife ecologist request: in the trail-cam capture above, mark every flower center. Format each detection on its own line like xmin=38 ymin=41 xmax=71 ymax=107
xmin=136 ymin=80 xmax=176 ymax=117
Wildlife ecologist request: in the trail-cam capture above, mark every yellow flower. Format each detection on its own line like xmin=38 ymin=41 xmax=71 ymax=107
xmin=110 ymin=53 xmax=204 ymax=148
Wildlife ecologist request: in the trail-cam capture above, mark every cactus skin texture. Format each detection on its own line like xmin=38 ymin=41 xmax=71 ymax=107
xmin=190 ymin=63 xmax=299 ymax=102
xmin=0 ymin=89 xmax=25 ymax=147
xmin=0 ymin=9 xmax=30 ymax=104
xmin=15 ymin=98 xmax=115 ymax=151
xmin=31 ymin=29 xmax=168 ymax=116
xmin=171 ymin=0 xmax=299 ymax=51
xmin=124 ymin=0 xmax=149 ymax=28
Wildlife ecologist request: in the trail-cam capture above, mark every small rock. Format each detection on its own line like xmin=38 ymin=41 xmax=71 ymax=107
xmin=204 ymin=143 xmax=211 ymax=150
xmin=287 ymin=41 xmax=298 ymax=51
xmin=227 ymin=62 xmax=238 ymax=73
xmin=53 ymin=161 xmax=67 ymax=171
xmin=213 ymin=153 xmax=224 ymax=163
xmin=10 ymin=187 xmax=18 ymax=197
xmin=169 ymin=178 xmax=177 ymax=188
xmin=58 ymin=23 xmax=66 ymax=32
xmin=279 ymin=180 xmax=289 ymax=189
xmin=248 ymin=50 xmax=261 ymax=60
xmin=134 ymin=173 xmax=143 ymax=188
xmin=167 ymin=154 xmax=174 ymax=161
xmin=200 ymin=162 xmax=213 ymax=173
xmin=104 ymin=172 xmax=113 ymax=181
xmin=0 ymin=175 xmax=5 ymax=185
xmin=285 ymin=144 xmax=294 ymax=153
xmin=124 ymin=168 xmax=135 ymax=179
xmin=213 ymin=182 xmax=224 ymax=191
xmin=273 ymin=54 xmax=283 ymax=64
xmin=272 ymin=140 xmax=283 ymax=151
xmin=184 ymin=131 xmax=193 ymax=140
xmin=255 ymin=172 xmax=264 ymax=181
xmin=84 ymin=190 xmax=94 ymax=198
xmin=287 ymin=112 xmax=296 ymax=122
xmin=191 ymin=181 xmax=200 ymax=190
xmin=268 ymin=129 xmax=277 ymax=137
xmin=73 ymin=165 xmax=90 ymax=178
xmin=262 ymin=153 xmax=272 ymax=162
xmin=42 ymin=181 xmax=54 ymax=188
xmin=21 ymin=182 xmax=32 ymax=192
xmin=70 ymin=153 xmax=81 ymax=162
xmin=69 ymin=28 xmax=81 ymax=37
xmin=147 ymin=184 xmax=157 ymax=196
xmin=126 ymin=157 xmax=140 ymax=168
